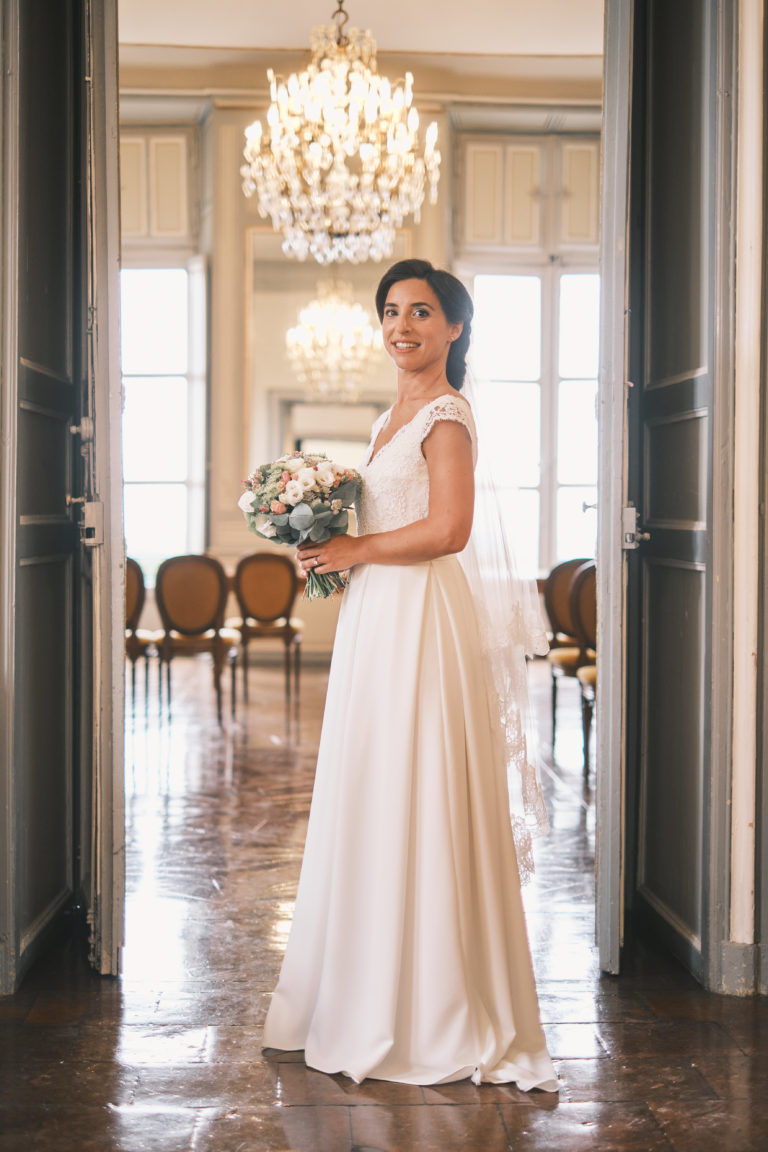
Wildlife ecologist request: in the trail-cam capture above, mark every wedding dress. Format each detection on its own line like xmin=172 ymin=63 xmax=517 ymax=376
xmin=262 ymin=393 xmax=557 ymax=1091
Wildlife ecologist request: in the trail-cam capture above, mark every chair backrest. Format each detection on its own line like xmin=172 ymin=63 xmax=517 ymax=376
xmin=570 ymin=561 xmax=597 ymax=654
xmin=543 ymin=557 xmax=591 ymax=640
xmin=155 ymin=554 xmax=228 ymax=635
xmin=234 ymin=552 xmax=299 ymax=623
xmin=126 ymin=557 xmax=145 ymax=631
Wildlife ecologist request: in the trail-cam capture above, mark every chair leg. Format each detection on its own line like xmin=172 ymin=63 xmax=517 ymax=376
xmin=165 ymin=659 xmax=172 ymax=718
xmin=581 ymin=690 xmax=595 ymax=778
xmin=242 ymin=640 xmax=249 ymax=703
xmin=213 ymin=656 xmax=223 ymax=726
xmin=230 ymin=648 xmax=237 ymax=719
xmin=144 ymin=652 xmax=150 ymax=718
xmin=294 ymin=637 xmax=301 ymax=720
xmin=551 ymin=669 xmax=558 ymax=753
xmin=284 ymin=640 xmax=291 ymax=709
xmin=130 ymin=658 xmax=137 ymax=716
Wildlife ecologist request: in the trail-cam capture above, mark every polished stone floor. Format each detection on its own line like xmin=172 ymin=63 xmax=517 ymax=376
xmin=2 ymin=656 xmax=768 ymax=1151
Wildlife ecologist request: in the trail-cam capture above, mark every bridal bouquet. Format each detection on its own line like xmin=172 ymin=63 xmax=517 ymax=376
xmin=238 ymin=451 xmax=361 ymax=600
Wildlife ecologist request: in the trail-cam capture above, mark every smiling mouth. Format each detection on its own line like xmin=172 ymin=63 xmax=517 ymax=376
xmin=393 ymin=341 xmax=419 ymax=350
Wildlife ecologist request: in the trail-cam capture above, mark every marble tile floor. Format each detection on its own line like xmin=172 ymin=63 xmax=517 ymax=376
xmin=2 ymin=656 xmax=768 ymax=1151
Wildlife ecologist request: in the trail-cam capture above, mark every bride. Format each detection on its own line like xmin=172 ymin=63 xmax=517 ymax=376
xmin=262 ymin=258 xmax=558 ymax=1091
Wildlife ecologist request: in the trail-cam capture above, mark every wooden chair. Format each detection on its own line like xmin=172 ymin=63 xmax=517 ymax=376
xmin=227 ymin=552 xmax=304 ymax=712
xmin=543 ymin=557 xmax=594 ymax=752
xmin=154 ymin=554 xmax=238 ymax=725
xmin=570 ymin=561 xmax=598 ymax=776
xmin=125 ymin=557 xmax=160 ymax=710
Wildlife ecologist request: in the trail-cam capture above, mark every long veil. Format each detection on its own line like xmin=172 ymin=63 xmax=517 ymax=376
xmin=459 ymin=372 xmax=550 ymax=883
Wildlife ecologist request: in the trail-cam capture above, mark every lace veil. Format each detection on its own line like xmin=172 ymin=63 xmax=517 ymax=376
xmin=458 ymin=372 xmax=550 ymax=883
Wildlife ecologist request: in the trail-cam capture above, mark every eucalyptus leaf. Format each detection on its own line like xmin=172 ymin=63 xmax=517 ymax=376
xmin=270 ymin=513 xmax=289 ymax=526
xmin=312 ymin=510 xmax=333 ymax=527
xmin=330 ymin=510 xmax=349 ymax=532
xmin=289 ymin=503 xmax=314 ymax=530
xmin=334 ymin=480 xmax=357 ymax=505
xmin=309 ymin=524 xmax=331 ymax=543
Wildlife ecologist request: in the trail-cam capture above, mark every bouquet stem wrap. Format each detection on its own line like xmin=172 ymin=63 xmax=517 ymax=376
xmin=238 ymin=452 xmax=361 ymax=600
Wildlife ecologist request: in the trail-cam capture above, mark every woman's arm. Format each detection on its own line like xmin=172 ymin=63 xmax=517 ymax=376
xmin=298 ymin=420 xmax=475 ymax=575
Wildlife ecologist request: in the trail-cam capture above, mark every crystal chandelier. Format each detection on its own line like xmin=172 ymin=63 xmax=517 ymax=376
xmin=241 ymin=0 xmax=441 ymax=264
xmin=286 ymin=280 xmax=383 ymax=400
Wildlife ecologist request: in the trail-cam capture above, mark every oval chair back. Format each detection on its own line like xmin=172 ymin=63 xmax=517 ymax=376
xmin=570 ymin=561 xmax=597 ymax=658
xmin=155 ymin=554 xmax=228 ymax=636
xmin=543 ymin=557 xmax=591 ymax=646
xmin=234 ymin=552 xmax=299 ymax=623
xmin=125 ymin=556 xmax=146 ymax=632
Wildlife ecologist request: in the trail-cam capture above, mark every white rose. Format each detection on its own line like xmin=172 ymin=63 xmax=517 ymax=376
xmin=283 ymin=480 xmax=304 ymax=505
xmin=258 ymin=522 xmax=277 ymax=539
xmin=285 ymin=456 xmax=304 ymax=473
xmin=238 ymin=490 xmax=257 ymax=513
xmin=297 ymin=467 xmax=318 ymax=489
xmin=316 ymin=464 xmax=335 ymax=487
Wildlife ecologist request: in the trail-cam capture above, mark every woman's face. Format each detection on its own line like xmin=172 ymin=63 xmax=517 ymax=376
xmin=381 ymin=278 xmax=462 ymax=376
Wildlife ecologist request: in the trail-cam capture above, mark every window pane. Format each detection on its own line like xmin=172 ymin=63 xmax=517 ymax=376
xmin=559 ymin=273 xmax=600 ymax=379
xmin=477 ymin=380 xmax=540 ymax=489
xmin=124 ymin=484 xmax=189 ymax=585
xmin=558 ymin=379 xmax=598 ymax=485
xmin=121 ymin=269 xmax=188 ymax=375
xmin=123 ymin=377 xmax=189 ymax=482
xmin=498 ymin=487 xmax=540 ymax=579
xmin=472 ymin=275 xmax=542 ymax=381
xmin=556 ymin=486 xmax=597 ymax=563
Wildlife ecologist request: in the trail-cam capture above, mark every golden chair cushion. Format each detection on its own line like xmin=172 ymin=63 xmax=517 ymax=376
xmin=577 ymin=664 xmax=598 ymax=689
xmin=547 ymin=646 xmax=596 ymax=673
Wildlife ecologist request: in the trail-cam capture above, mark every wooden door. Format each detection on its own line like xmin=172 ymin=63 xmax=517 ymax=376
xmin=623 ymin=0 xmax=733 ymax=983
xmin=0 ymin=0 xmax=123 ymax=993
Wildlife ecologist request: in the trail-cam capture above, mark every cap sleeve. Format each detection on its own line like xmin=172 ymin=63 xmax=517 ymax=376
xmin=419 ymin=395 xmax=477 ymax=464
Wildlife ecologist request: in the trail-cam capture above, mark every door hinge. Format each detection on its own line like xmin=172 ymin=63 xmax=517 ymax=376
xmin=622 ymin=505 xmax=651 ymax=550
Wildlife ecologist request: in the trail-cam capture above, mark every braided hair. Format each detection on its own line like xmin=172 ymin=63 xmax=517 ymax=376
xmin=374 ymin=259 xmax=474 ymax=391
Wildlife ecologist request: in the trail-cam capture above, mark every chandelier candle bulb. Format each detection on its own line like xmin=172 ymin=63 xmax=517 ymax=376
xmin=240 ymin=0 xmax=440 ymax=264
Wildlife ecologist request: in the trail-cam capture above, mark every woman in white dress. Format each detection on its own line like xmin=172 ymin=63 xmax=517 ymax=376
xmin=262 ymin=259 xmax=557 ymax=1092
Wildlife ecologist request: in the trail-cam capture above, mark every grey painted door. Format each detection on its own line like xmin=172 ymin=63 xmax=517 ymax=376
xmin=624 ymin=0 xmax=723 ymax=982
xmin=0 ymin=0 xmax=93 ymax=992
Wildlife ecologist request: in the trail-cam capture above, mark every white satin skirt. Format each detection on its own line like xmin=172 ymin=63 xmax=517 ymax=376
xmin=262 ymin=556 xmax=557 ymax=1091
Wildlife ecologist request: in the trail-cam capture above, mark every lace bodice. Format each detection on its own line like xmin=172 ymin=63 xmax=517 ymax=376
xmin=356 ymin=394 xmax=477 ymax=536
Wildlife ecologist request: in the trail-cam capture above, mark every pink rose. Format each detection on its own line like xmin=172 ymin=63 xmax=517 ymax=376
xmin=259 ymin=505 xmax=269 ymax=513
xmin=281 ymin=470 xmax=291 ymax=481
xmin=271 ymin=500 xmax=287 ymax=514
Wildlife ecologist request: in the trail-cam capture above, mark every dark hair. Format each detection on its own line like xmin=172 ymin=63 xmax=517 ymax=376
xmin=375 ymin=259 xmax=474 ymax=391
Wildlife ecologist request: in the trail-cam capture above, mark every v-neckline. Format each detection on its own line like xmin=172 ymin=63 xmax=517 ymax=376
xmin=367 ymin=393 xmax=465 ymax=467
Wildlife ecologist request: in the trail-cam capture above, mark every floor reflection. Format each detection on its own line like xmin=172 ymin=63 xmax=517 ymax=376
xmin=3 ymin=656 xmax=768 ymax=1151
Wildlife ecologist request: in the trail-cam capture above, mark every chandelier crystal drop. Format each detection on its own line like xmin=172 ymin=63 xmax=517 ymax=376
xmin=286 ymin=280 xmax=384 ymax=400
xmin=241 ymin=0 xmax=441 ymax=264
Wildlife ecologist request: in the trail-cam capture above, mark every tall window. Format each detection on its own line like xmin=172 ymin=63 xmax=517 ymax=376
xmin=121 ymin=267 xmax=205 ymax=583
xmin=472 ymin=269 xmax=599 ymax=576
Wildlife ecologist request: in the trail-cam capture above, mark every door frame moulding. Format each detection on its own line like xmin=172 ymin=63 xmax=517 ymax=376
xmin=596 ymin=0 xmax=632 ymax=977
xmin=0 ymin=0 xmax=21 ymax=996
xmin=83 ymin=0 xmax=125 ymax=977
xmin=708 ymin=0 xmax=740 ymax=995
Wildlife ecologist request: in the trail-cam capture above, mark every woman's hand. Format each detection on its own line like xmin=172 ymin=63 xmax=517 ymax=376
xmin=297 ymin=533 xmax=362 ymax=577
